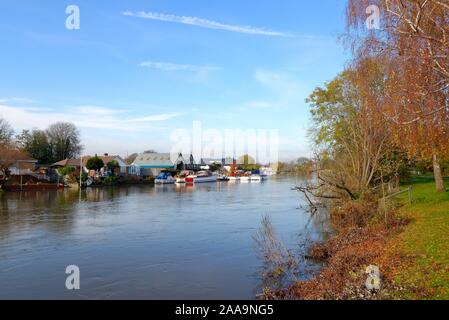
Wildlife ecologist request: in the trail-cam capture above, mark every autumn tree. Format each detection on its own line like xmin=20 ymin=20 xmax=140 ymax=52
xmin=346 ymin=0 xmax=449 ymax=191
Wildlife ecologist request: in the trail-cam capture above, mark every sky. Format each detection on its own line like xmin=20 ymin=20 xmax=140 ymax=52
xmin=0 ymin=0 xmax=349 ymax=160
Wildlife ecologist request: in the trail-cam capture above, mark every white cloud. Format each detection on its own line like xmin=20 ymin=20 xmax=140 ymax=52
xmin=123 ymin=11 xmax=290 ymax=37
xmin=0 ymin=104 xmax=182 ymax=132
xmin=74 ymin=105 xmax=127 ymax=116
xmin=140 ymin=61 xmax=220 ymax=74
xmin=0 ymin=97 xmax=38 ymax=104
xmin=126 ymin=113 xmax=184 ymax=122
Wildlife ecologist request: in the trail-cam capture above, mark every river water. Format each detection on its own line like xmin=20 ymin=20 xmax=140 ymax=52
xmin=0 ymin=177 xmax=329 ymax=299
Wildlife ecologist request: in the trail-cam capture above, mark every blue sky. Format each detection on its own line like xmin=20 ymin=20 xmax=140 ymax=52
xmin=0 ymin=0 xmax=349 ymax=160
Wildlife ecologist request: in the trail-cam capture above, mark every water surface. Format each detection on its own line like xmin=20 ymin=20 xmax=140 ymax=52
xmin=0 ymin=177 xmax=328 ymax=299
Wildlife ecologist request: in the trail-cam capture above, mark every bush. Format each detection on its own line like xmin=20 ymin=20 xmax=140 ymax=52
xmin=57 ymin=166 xmax=75 ymax=176
xmin=103 ymin=176 xmax=117 ymax=185
xmin=106 ymin=160 xmax=120 ymax=176
xmin=86 ymin=155 xmax=104 ymax=171
xmin=75 ymin=172 xmax=88 ymax=184
xmin=330 ymin=194 xmax=380 ymax=230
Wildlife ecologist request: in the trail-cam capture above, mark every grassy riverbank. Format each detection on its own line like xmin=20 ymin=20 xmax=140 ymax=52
xmin=387 ymin=176 xmax=449 ymax=299
xmin=286 ymin=175 xmax=449 ymax=300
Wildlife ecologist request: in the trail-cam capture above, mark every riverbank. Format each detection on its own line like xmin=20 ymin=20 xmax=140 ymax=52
xmin=284 ymin=176 xmax=449 ymax=300
xmin=385 ymin=177 xmax=449 ymax=299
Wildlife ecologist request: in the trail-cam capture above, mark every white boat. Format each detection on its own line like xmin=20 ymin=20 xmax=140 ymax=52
xmin=155 ymin=172 xmax=176 ymax=184
xmin=240 ymin=176 xmax=251 ymax=182
xmin=250 ymin=174 xmax=267 ymax=182
xmin=228 ymin=176 xmax=240 ymax=182
xmin=185 ymin=171 xmax=217 ymax=184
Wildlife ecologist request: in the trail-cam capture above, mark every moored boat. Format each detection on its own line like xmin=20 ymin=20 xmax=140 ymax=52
xmin=155 ymin=172 xmax=176 ymax=184
xmin=185 ymin=171 xmax=217 ymax=184
xmin=217 ymin=175 xmax=230 ymax=181
xmin=175 ymin=171 xmax=190 ymax=184
xmin=249 ymin=174 xmax=267 ymax=182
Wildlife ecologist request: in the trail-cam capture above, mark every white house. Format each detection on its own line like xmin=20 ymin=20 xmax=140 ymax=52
xmin=132 ymin=152 xmax=186 ymax=177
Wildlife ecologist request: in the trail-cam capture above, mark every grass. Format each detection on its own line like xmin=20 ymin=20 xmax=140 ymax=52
xmin=387 ymin=175 xmax=449 ymax=299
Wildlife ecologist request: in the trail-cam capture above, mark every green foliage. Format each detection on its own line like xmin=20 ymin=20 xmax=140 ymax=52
xmin=75 ymin=171 xmax=88 ymax=184
xmin=86 ymin=155 xmax=104 ymax=171
xmin=57 ymin=166 xmax=75 ymax=176
xmin=103 ymin=176 xmax=117 ymax=185
xmin=307 ymin=70 xmax=359 ymax=149
xmin=275 ymin=159 xmax=313 ymax=175
xmin=16 ymin=122 xmax=82 ymax=163
xmin=107 ymin=160 xmax=120 ymax=176
xmin=209 ymin=163 xmax=222 ymax=172
xmin=16 ymin=129 xmax=53 ymax=164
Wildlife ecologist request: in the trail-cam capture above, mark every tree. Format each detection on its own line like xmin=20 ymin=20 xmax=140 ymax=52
xmin=106 ymin=160 xmax=120 ymax=176
xmin=346 ymin=0 xmax=449 ymax=192
xmin=209 ymin=163 xmax=222 ymax=172
xmin=307 ymin=60 xmax=392 ymax=199
xmin=86 ymin=155 xmax=104 ymax=172
xmin=47 ymin=122 xmax=82 ymax=162
xmin=0 ymin=118 xmax=14 ymax=144
xmin=16 ymin=129 xmax=53 ymax=164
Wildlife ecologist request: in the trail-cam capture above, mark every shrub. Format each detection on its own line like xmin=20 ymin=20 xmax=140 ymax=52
xmin=57 ymin=166 xmax=75 ymax=176
xmin=86 ymin=155 xmax=104 ymax=171
xmin=106 ymin=160 xmax=120 ymax=176
xmin=330 ymin=194 xmax=380 ymax=230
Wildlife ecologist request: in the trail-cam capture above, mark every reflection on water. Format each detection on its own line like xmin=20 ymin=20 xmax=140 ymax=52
xmin=0 ymin=177 xmax=329 ymax=299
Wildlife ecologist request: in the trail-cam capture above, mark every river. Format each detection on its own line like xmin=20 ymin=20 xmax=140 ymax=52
xmin=0 ymin=177 xmax=329 ymax=299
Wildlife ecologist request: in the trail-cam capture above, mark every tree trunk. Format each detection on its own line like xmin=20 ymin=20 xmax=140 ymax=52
xmin=433 ymin=155 xmax=445 ymax=192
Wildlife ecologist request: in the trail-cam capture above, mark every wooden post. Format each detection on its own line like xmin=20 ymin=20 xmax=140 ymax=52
xmin=79 ymin=156 xmax=83 ymax=190
xmin=20 ymin=175 xmax=23 ymax=192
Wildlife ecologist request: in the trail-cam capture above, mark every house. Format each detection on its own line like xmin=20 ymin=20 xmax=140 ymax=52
xmin=94 ymin=154 xmax=130 ymax=176
xmin=51 ymin=158 xmax=83 ymax=173
xmin=51 ymin=154 xmax=133 ymax=177
xmin=0 ymin=147 xmax=39 ymax=177
xmin=200 ymin=157 xmax=236 ymax=172
xmin=132 ymin=152 xmax=187 ymax=177
xmin=3 ymin=154 xmax=38 ymax=175
xmin=0 ymin=151 xmax=51 ymax=186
